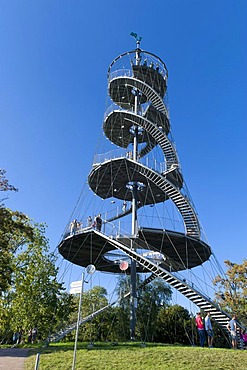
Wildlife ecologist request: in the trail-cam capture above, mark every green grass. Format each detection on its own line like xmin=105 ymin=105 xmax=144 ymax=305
xmin=24 ymin=342 xmax=247 ymax=370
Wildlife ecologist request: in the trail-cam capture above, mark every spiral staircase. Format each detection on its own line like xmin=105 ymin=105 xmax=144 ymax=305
xmin=58 ymin=39 xmax=245 ymax=343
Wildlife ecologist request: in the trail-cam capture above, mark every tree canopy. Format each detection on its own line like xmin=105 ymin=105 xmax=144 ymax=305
xmin=0 ymin=169 xmax=36 ymax=293
xmin=0 ymin=170 xmax=72 ymax=343
xmin=214 ymin=259 xmax=247 ymax=326
xmin=154 ymin=304 xmax=192 ymax=345
xmin=0 ymin=219 xmax=73 ymax=343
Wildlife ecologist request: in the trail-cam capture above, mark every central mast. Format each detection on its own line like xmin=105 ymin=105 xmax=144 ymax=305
xmin=130 ymin=32 xmax=142 ymax=341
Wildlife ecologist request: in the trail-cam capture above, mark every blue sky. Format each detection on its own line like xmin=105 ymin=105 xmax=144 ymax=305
xmin=1 ymin=1 xmax=246 ymax=293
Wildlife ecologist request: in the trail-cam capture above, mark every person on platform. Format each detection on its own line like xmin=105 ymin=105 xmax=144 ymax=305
xmin=95 ymin=214 xmax=102 ymax=232
xmin=70 ymin=219 xmax=78 ymax=235
xmin=122 ymin=201 xmax=127 ymax=212
xmin=87 ymin=216 xmax=93 ymax=227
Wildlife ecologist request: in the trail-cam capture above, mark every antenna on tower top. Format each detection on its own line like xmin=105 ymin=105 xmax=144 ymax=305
xmin=130 ymin=32 xmax=142 ymax=49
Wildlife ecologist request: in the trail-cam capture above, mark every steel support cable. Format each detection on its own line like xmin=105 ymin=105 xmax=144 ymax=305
xmin=62 ymin=234 xmax=90 ymax=266
xmin=56 ymin=253 xmax=77 ymax=283
xmin=211 ymin=252 xmax=229 ymax=281
xmin=196 ymin=262 xmax=221 ymax=296
xmin=93 ymin=148 xmax=144 ymax=203
xmin=109 ymin=76 xmax=168 ymax=115
xmin=47 ymin=237 xmax=95 ymax=342
xmin=120 ymin=112 xmax=178 ymax=164
xmin=185 ymin=236 xmax=189 ymax=270
xmin=162 ymin=229 xmax=190 ymax=270
xmin=137 ymin=292 xmax=154 ymax=344
xmin=136 ymin=175 xmax=181 ymax=233
xmin=102 ymin=109 xmax=191 ymax=237
xmin=201 ymin=264 xmax=211 ymax=298
xmin=115 ymin=158 xmax=199 ymax=235
xmin=185 ymin=267 xmax=217 ymax=297
xmin=184 ymin=237 xmax=210 ymax=266
xmin=65 ymin=176 xmax=105 ymax=234
xmin=107 ymin=53 xmax=190 ymax=228
xmin=92 ymin=154 xmax=128 ymax=199
xmin=191 ymin=254 xmax=218 ymax=288
xmin=143 ymin=166 xmax=199 ymax=235
xmin=208 ymin=255 xmax=232 ymax=295
xmin=102 ymin=157 xmax=199 ymax=269
xmin=137 ymin=176 xmax=182 ymax=231
xmin=139 ymin=221 xmax=165 ymax=256
xmin=135 ymin=162 xmax=200 ymax=237
xmin=50 ymin=272 xmax=158 ymax=343
xmin=92 ymin=158 xmax=125 ymax=200
xmin=135 ymin=176 xmax=176 ymax=258
xmin=61 ymin=231 xmax=109 ymax=271
xmin=52 ymin=183 xmax=89 ymax=255
xmin=101 ymin=232 xmax=230 ymax=326
xmin=136 ymin=222 xmax=187 ymax=271
xmin=66 ymin=190 xmax=98 ymax=234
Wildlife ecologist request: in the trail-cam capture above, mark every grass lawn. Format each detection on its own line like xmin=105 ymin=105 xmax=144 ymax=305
xmin=24 ymin=342 xmax=247 ymax=370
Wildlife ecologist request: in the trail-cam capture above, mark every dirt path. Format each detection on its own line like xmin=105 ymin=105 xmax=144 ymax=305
xmin=0 ymin=348 xmax=30 ymax=370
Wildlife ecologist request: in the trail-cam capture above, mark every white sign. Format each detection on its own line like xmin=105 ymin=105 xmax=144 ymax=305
xmin=70 ymin=287 xmax=82 ymax=295
xmin=70 ymin=280 xmax=82 ymax=288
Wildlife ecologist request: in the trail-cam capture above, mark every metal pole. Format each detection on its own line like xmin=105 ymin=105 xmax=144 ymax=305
xmin=130 ymin=43 xmax=141 ymax=341
xmin=72 ymin=272 xmax=84 ymax=370
xmin=34 ymin=353 xmax=40 ymax=370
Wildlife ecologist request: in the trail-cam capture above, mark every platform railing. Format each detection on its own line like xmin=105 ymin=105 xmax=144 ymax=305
xmin=108 ymin=68 xmax=132 ymax=81
xmin=93 ymin=149 xmax=166 ymax=174
xmin=63 ymin=216 xmax=133 ymax=240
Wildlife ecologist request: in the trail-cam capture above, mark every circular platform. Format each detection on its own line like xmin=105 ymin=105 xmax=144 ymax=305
xmin=58 ymin=227 xmax=211 ymax=273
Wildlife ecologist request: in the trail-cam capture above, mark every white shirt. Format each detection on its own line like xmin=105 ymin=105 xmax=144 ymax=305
xmin=205 ymin=315 xmax=212 ymax=331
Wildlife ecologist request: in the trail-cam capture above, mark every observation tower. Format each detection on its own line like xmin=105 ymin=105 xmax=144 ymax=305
xmin=58 ymin=34 xmax=243 ymax=342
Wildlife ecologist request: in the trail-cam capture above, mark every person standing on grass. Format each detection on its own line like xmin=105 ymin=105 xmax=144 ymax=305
xmin=240 ymin=329 xmax=244 ymax=350
xmin=243 ymin=331 xmax=247 ymax=348
xmin=195 ymin=312 xmax=205 ymax=347
xmin=205 ymin=312 xmax=214 ymax=348
xmin=31 ymin=327 xmax=38 ymax=343
xmin=227 ymin=315 xmax=237 ymax=349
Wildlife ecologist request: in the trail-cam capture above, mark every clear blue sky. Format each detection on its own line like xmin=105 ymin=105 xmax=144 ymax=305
xmin=1 ymin=1 xmax=246 ymax=289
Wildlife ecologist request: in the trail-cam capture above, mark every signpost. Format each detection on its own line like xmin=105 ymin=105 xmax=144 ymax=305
xmin=71 ymin=265 xmax=95 ymax=370
xmin=71 ymin=273 xmax=84 ymax=370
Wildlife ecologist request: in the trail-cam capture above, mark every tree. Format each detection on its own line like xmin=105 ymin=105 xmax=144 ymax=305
xmin=137 ymin=278 xmax=172 ymax=342
xmin=65 ymin=286 xmax=114 ymax=342
xmin=0 ymin=170 xmax=74 ymax=343
xmin=214 ymin=259 xmax=247 ymax=326
xmin=154 ymin=304 xmax=192 ymax=345
xmin=0 ymin=169 xmax=18 ymax=202
xmin=0 ymin=219 xmax=73 ymax=343
xmin=0 ymin=169 xmax=35 ymax=293
xmin=116 ymin=275 xmax=172 ymax=341
xmin=79 ymin=286 xmax=110 ymax=342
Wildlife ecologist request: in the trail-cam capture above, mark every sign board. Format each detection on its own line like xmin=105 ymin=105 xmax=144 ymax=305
xmin=70 ymin=280 xmax=82 ymax=288
xmin=70 ymin=287 xmax=82 ymax=295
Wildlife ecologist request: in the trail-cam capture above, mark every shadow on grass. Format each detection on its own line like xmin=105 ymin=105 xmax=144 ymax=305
xmin=24 ymin=341 xmax=195 ymax=356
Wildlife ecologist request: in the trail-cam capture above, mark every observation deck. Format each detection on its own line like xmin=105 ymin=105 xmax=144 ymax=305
xmin=59 ymin=227 xmax=211 ymax=273
xmin=59 ymin=47 xmax=212 ymax=273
